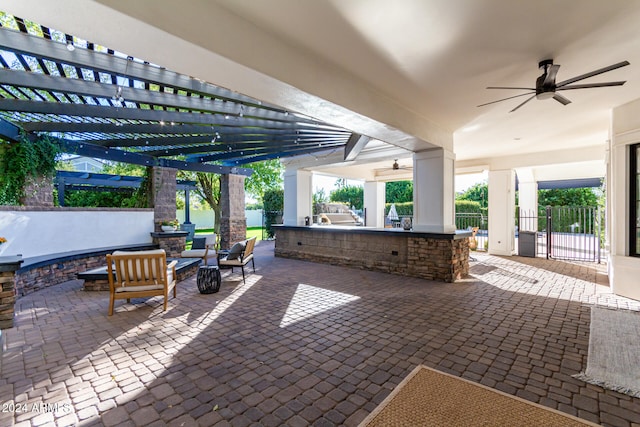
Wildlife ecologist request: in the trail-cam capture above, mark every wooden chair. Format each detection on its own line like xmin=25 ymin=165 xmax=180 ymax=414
xmin=106 ymin=249 xmax=177 ymax=316
xmin=218 ymin=236 xmax=257 ymax=283
xmin=181 ymin=233 xmax=217 ymax=265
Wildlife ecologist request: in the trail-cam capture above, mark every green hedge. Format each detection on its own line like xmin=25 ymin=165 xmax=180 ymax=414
xmin=263 ymin=188 xmax=284 ymax=238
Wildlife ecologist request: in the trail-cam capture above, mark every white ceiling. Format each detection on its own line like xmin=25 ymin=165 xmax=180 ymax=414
xmin=4 ymin=0 xmax=640 ymax=180
xmin=212 ymin=0 xmax=640 ymax=161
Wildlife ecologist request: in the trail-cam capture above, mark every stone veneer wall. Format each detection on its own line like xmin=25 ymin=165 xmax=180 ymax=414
xmin=0 ymin=269 xmax=18 ymax=329
xmin=220 ymin=174 xmax=247 ymax=249
xmin=15 ymin=255 xmax=107 ymax=297
xmin=21 ymin=175 xmax=54 ymax=207
xmin=151 ymin=233 xmax=187 ymax=257
xmin=152 ymin=166 xmax=177 ymax=231
xmin=274 ymin=227 xmax=469 ymax=282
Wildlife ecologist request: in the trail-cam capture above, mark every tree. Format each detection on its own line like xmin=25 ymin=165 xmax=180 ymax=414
xmin=456 ymin=182 xmax=488 ymax=209
xmin=538 ymin=187 xmax=598 ymax=207
xmin=101 ymin=161 xmax=146 ymax=176
xmin=330 ymin=185 xmax=363 ymax=210
xmin=243 ymin=160 xmax=283 ymax=202
xmin=194 ymin=172 xmax=221 ymax=233
xmin=386 ymin=181 xmax=413 ymax=203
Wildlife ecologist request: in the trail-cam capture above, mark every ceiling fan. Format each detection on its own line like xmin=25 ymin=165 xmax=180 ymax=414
xmin=478 ymin=59 xmax=630 ymax=112
xmin=378 ymin=159 xmax=412 ymax=172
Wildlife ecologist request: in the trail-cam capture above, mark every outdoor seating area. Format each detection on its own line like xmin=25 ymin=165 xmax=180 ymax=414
xmin=1 ymin=241 xmax=639 ymax=426
xmin=2 ymin=3 xmax=640 ymax=427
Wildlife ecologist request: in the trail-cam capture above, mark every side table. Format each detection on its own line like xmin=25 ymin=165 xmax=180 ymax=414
xmin=197 ymin=265 xmax=221 ymax=294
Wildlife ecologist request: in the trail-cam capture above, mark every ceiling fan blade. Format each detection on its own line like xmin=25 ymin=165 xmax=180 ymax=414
xmin=486 ymin=86 xmax=535 ymax=90
xmin=556 ymin=61 xmax=630 ymax=88
xmin=477 ymin=91 xmax=535 ymax=107
xmin=552 ymin=93 xmax=571 ymax=105
xmin=556 ymin=81 xmax=626 ymax=90
xmin=543 ymin=64 xmax=560 ymax=86
xmin=509 ymin=94 xmax=536 ymax=112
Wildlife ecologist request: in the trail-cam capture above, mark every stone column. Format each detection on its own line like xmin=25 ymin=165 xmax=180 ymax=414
xmin=363 ymin=181 xmax=385 ymax=228
xmin=488 ymin=169 xmax=516 ymax=256
xmin=0 ymin=255 xmax=23 ymax=330
xmin=412 ymin=148 xmax=456 ymax=233
xmin=20 ymin=175 xmax=54 ymax=207
xmin=220 ymin=173 xmax=247 ymax=249
xmin=151 ymin=166 xmax=177 ymax=232
xmin=283 ymin=168 xmax=312 ymax=226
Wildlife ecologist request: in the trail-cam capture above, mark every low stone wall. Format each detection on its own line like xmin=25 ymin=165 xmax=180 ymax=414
xmin=16 ymin=255 xmax=106 ymax=296
xmin=274 ymin=225 xmax=470 ymax=282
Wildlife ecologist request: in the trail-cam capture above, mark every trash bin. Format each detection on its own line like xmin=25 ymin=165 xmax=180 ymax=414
xmin=518 ymin=231 xmax=537 ymax=257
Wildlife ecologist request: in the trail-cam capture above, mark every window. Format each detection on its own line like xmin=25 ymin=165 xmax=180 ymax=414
xmin=631 ymin=143 xmax=640 ymax=256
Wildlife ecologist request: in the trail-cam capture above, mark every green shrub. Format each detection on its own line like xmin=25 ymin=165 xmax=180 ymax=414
xmin=263 ymin=188 xmax=284 ymax=238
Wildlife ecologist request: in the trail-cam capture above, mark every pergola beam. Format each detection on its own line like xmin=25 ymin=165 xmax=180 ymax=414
xmin=0 ymin=99 xmax=327 ymax=130
xmin=57 ymin=139 xmax=253 ymax=175
xmin=0 ymin=69 xmax=311 ymax=123
xmin=20 ymin=121 xmax=313 ymax=136
xmin=344 ymin=134 xmax=370 ymax=161
xmin=0 ymin=28 xmax=284 ymax=112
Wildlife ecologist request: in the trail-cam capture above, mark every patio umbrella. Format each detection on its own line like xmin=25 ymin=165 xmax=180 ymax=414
xmin=387 ymin=204 xmax=399 ymax=221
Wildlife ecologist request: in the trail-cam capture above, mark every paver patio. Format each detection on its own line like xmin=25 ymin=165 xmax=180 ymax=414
xmin=1 ymin=241 xmax=639 ymax=426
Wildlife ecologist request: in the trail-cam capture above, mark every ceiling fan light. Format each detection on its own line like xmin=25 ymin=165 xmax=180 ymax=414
xmin=536 ymin=91 xmax=554 ymax=100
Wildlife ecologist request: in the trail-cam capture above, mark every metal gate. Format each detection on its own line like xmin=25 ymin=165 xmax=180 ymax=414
xmin=517 ymin=206 xmax=601 ymax=262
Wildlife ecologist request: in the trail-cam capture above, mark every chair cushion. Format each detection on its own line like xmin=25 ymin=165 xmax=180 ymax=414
xmin=181 ymin=249 xmax=207 ymax=258
xmin=191 ymin=237 xmax=206 ymax=249
xmin=227 ymin=241 xmax=246 ymax=260
xmin=115 ymin=284 xmax=165 ymax=293
xmin=220 ymin=253 xmax=253 ymax=266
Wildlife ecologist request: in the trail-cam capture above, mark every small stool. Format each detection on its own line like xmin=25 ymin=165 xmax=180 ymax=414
xmin=197 ymin=265 xmax=221 ymax=294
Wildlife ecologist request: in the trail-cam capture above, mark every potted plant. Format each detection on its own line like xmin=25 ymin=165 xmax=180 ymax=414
xmin=0 ymin=237 xmax=6 ymax=245
xmin=161 ymin=219 xmax=180 ymax=232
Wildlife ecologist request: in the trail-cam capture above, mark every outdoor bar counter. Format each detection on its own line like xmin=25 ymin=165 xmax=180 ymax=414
xmin=274 ymin=225 xmax=471 ymax=282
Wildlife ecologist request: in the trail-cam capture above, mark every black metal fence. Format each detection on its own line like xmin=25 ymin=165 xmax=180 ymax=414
xmin=456 ymin=212 xmax=488 ymax=251
xmin=517 ymin=206 xmax=601 ymax=262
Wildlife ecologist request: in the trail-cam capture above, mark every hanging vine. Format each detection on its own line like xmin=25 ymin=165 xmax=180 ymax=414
xmin=0 ymin=133 xmax=61 ymax=205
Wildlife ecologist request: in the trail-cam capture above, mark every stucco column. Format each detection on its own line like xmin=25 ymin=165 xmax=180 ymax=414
xmin=220 ymin=173 xmax=247 ymax=249
xmin=283 ymin=168 xmax=312 ymax=226
xmin=516 ymin=168 xmax=538 ymax=232
xmin=151 ymin=166 xmax=177 ymax=231
xmin=488 ymin=169 xmax=516 ymax=255
xmin=412 ymin=148 xmax=456 ymax=233
xmin=363 ymin=181 xmax=385 ymax=228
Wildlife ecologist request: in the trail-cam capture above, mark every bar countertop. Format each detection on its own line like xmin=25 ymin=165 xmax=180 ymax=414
xmin=273 ymin=224 xmax=472 ymax=240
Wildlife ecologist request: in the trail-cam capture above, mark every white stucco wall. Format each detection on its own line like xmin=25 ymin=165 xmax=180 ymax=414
xmin=177 ymin=209 xmax=263 ymax=228
xmin=609 ymin=98 xmax=640 ymax=301
xmin=0 ymin=209 xmax=154 ymax=259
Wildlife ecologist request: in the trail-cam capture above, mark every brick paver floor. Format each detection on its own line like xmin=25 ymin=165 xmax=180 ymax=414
xmin=2 ymin=241 xmax=640 ymax=426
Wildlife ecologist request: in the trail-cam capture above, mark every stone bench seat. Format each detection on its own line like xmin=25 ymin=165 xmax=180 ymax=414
xmin=78 ymin=257 xmax=202 ymax=291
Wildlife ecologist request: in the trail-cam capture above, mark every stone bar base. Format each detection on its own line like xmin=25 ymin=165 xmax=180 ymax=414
xmin=151 ymin=231 xmax=187 ymax=257
xmin=274 ymin=225 xmax=470 ymax=282
xmin=0 ymin=256 xmax=24 ymax=329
